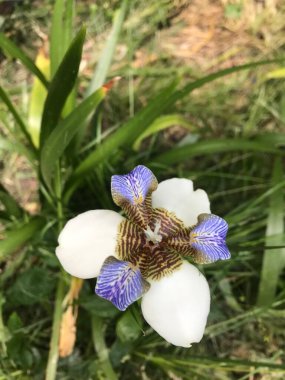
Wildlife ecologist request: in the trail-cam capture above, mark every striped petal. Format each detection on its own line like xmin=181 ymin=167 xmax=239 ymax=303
xmin=190 ymin=214 xmax=230 ymax=264
xmin=95 ymin=256 xmax=150 ymax=311
xmin=111 ymin=165 xmax=158 ymax=228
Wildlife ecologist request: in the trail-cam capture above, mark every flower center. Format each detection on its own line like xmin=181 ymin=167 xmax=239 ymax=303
xmin=144 ymin=220 xmax=162 ymax=244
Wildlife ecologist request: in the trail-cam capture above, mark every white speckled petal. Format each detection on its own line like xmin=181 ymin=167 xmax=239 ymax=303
xmin=141 ymin=261 xmax=210 ymax=347
xmin=56 ymin=210 xmax=124 ymax=279
xmin=152 ymin=178 xmax=210 ymax=227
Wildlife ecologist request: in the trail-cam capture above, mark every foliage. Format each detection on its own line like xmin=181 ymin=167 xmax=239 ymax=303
xmin=0 ymin=0 xmax=285 ymax=379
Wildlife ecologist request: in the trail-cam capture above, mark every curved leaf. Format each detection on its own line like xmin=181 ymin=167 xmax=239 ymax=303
xmin=41 ymin=88 xmax=106 ymax=187
xmin=0 ymin=184 xmax=23 ymax=219
xmin=40 ymin=27 xmax=86 ymax=147
xmin=0 ymin=86 xmax=37 ymax=155
xmin=0 ymin=217 xmax=45 ymax=262
xmin=152 ymin=138 xmax=282 ymax=166
xmin=85 ymin=0 xmax=128 ymax=96
xmin=0 ymin=33 xmax=49 ymax=88
xmin=133 ymin=114 xmax=193 ymax=151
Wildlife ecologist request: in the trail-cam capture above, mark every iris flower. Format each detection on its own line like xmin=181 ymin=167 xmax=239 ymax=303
xmin=56 ymin=165 xmax=230 ymax=347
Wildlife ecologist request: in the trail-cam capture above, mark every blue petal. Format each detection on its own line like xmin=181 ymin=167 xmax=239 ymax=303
xmin=190 ymin=214 xmax=231 ymax=263
xmin=95 ymin=256 xmax=150 ymax=311
xmin=111 ymin=165 xmax=157 ymax=206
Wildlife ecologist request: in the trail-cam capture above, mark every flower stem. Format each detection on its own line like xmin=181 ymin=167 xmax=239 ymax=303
xmin=45 ymin=163 xmax=65 ymax=380
xmin=91 ymin=315 xmax=118 ymax=380
xmin=45 ymin=277 xmax=65 ymax=380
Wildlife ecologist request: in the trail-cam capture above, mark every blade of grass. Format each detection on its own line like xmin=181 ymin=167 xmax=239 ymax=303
xmin=45 ymin=277 xmax=65 ymax=380
xmin=0 ymin=85 xmax=37 ymax=156
xmin=61 ymin=0 xmax=76 ymax=118
xmin=0 ymin=135 xmax=36 ymax=165
xmin=136 ymin=353 xmax=285 ymax=374
xmin=0 ymin=33 xmax=49 ymax=88
xmin=91 ymin=315 xmax=118 ymax=380
xmin=0 ymin=184 xmax=23 ymax=219
xmin=66 ymin=59 xmax=283 ymax=198
xmin=0 ymin=217 xmax=45 ymax=262
xmin=40 ymin=27 xmax=86 ymax=147
xmin=40 ymin=87 xmax=106 ymax=188
xmin=133 ymin=114 xmax=193 ymax=151
xmin=28 ymin=49 xmax=50 ymax=148
xmin=85 ymin=0 xmax=128 ymax=96
xmin=62 ymin=0 xmax=75 ymax=53
xmin=151 ymin=137 xmax=282 ymax=166
xmin=257 ymin=157 xmax=285 ymax=306
xmin=50 ymin=0 xmax=65 ymax=77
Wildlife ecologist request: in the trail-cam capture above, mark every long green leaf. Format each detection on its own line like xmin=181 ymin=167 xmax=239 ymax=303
xmin=64 ymin=80 xmax=178 ymax=200
xmin=151 ymin=138 xmax=282 ymax=166
xmin=85 ymin=0 xmax=128 ymax=96
xmin=0 ymin=85 xmax=37 ymax=155
xmin=50 ymin=0 xmax=65 ymax=77
xmin=0 ymin=217 xmax=45 ymax=262
xmin=0 ymin=184 xmax=23 ymax=219
xmin=0 ymin=33 xmax=49 ymax=88
xmin=28 ymin=49 xmax=50 ymax=148
xmin=63 ymin=0 xmax=75 ymax=54
xmin=40 ymin=27 xmax=86 ymax=147
xmin=133 ymin=114 xmax=193 ymax=151
xmin=41 ymin=88 xmax=106 ymax=187
xmin=257 ymin=157 xmax=285 ymax=306
xmin=137 ymin=353 xmax=285 ymax=374
xmin=66 ymin=59 xmax=283 ymax=197
xmin=0 ymin=134 xmax=36 ymax=165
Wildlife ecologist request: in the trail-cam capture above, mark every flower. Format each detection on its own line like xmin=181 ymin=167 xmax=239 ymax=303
xmin=56 ymin=165 xmax=230 ymax=347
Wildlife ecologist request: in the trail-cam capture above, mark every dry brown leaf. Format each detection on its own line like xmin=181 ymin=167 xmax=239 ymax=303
xmin=59 ymin=305 xmax=76 ymax=358
xmin=58 ymin=277 xmax=84 ymax=357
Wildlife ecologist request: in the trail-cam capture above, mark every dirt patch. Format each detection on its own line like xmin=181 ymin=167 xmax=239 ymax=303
xmin=134 ymin=0 xmax=284 ymax=71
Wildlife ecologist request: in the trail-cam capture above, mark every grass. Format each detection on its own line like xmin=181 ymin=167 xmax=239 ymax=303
xmin=0 ymin=0 xmax=285 ymax=379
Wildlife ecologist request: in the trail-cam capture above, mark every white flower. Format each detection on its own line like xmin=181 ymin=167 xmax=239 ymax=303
xmin=56 ymin=166 xmax=230 ymax=347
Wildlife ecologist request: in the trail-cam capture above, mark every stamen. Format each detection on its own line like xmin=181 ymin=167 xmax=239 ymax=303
xmin=144 ymin=221 xmax=162 ymax=244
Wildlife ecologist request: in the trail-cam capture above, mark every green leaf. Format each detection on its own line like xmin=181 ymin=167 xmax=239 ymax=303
xmin=8 ymin=268 xmax=55 ymax=306
xmin=50 ymin=0 xmax=65 ymax=76
xmin=133 ymin=114 xmax=193 ymax=151
xmin=0 ymin=85 xmax=37 ymax=155
xmin=0 ymin=184 xmax=23 ymax=219
xmin=0 ymin=295 xmax=11 ymax=346
xmin=266 ymin=67 xmax=285 ymax=79
xmin=66 ymin=59 xmax=283 ymax=198
xmin=40 ymin=88 xmax=106 ymax=188
xmin=85 ymin=0 xmax=128 ymax=96
xmin=116 ymin=309 xmax=142 ymax=343
xmin=0 ymin=135 xmax=35 ymax=165
xmin=40 ymin=26 xmax=86 ymax=147
xmin=63 ymin=0 xmax=75 ymax=54
xmin=138 ymin=353 xmax=285 ymax=375
xmin=64 ymin=80 xmax=178 ymax=199
xmin=151 ymin=138 xmax=282 ymax=166
xmin=0 ymin=217 xmax=45 ymax=262
xmin=0 ymin=33 xmax=49 ymax=88
xmin=28 ymin=50 xmax=50 ymax=148
xmin=81 ymin=294 xmax=119 ymax=318
xmin=257 ymin=157 xmax=285 ymax=306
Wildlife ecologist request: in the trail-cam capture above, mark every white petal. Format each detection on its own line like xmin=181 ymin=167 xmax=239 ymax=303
xmin=152 ymin=178 xmax=210 ymax=227
xmin=56 ymin=210 xmax=124 ymax=279
xmin=141 ymin=261 xmax=210 ymax=347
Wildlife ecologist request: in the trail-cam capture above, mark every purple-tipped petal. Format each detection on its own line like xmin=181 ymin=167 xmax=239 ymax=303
xmin=190 ymin=214 xmax=230 ymax=264
xmin=111 ymin=165 xmax=157 ymax=206
xmin=95 ymin=256 xmax=150 ymax=311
